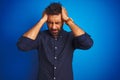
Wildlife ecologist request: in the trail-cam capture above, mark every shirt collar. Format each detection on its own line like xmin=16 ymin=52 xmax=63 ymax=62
xmin=47 ymin=29 xmax=66 ymax=39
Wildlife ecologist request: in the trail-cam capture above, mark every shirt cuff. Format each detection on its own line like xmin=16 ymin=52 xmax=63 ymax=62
xmin=74 ymin=33 xmax=90 ymax=42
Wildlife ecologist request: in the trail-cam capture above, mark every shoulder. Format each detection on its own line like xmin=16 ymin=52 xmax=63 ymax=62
xmin=38 ymin=30 xmax=49 ymax=36
xmin=62 ymin=30 xmax=73 ymax=35
xmin=34 ymin=30 xmax=49 ymax=40
xmin=62 ymin=30 xmax=74 ymax=40
xmin=65 ymin=30 xmax=74 ymax=37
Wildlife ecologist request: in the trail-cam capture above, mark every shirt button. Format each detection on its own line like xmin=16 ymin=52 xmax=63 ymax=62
xmin=54 ymin=56 xmax=57 ymax=60
xmin=55 ymin=38 xmax=57 ymax=40
xmin=54 ymin=67 xmax=57 ymax=69
xmin=54 ymin=77 xmax=56 ymax=80
xmin=55 ymin=46 xmax=57 ymax=50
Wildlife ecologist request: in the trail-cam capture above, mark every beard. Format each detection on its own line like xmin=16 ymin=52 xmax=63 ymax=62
xmin=49 ymin=29 xmax=60 ymax=37
xmin=48 ymin=24 xmax=63 ymax=37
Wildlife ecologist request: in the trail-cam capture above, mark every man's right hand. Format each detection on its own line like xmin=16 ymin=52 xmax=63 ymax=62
xmin=23 ymin=11 xmax=48 ymax=40
xmin=41 ymin=11 xmax=48 ymax=23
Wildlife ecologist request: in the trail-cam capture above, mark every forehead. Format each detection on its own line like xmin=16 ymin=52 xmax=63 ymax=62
xmin=47 ymin=14 xmax=62 ymax=22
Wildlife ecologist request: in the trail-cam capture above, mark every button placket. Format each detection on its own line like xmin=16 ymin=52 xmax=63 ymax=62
xmin=54 ymin=38 xmax=58 ymax=80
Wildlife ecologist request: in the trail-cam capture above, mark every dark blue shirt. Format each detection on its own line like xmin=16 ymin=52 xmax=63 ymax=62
xmin=17 ymin=30 xmax=93 ymax=80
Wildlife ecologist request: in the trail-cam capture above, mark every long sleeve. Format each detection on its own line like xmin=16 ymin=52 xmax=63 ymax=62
xmin=17 ymin=34 xmax=41 ymax=51
xmin=73 ymin=33 xmax=93 ymax=50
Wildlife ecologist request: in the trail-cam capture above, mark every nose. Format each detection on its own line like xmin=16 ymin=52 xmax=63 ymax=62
xmin=52 ymin=24 xmax=57 ymax=29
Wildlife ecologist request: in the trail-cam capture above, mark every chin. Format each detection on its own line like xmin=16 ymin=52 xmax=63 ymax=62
xmin=51 ymin=33 xmax=58 ymax=37
xmin=52 ymin=34 xmax=58 ymax=37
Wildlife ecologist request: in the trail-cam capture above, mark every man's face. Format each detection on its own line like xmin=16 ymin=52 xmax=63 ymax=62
xmin=47 ymin=14 xmax=63 ymax=37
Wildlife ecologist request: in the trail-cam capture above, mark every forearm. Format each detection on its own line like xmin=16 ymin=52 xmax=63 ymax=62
xmin=66 ymin=18 xmax=85 ymax=37
xmin=23 ymin=19 xmax=46 ymax=40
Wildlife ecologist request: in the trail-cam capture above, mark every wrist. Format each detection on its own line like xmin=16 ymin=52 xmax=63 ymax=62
xmin=40 ymin=18 xmax=47 ymax=23
xmin=64 ymin=17 xmax=69 ymax=21
xmin=65 ymin=17 xmax=73 ymax=24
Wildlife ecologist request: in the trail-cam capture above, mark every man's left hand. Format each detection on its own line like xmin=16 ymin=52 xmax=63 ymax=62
xmin=62 ymin=7 xmax=69 ymax=22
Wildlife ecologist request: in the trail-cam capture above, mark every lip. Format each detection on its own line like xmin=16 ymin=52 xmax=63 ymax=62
xmin=51 ymin=30 xmax=58 ymax=33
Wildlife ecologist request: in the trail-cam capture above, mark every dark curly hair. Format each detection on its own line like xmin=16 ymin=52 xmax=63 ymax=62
xmin=45 ymin=2 xmax=62 ymax=15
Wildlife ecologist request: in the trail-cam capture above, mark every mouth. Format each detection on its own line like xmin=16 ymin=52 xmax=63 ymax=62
xmin=50 ymin=29 xmax=58 ymax=32
xmin=51 ymin=30 xmax=58 ymax=33
xmin=50 ymin=29 xmax=59 ymax=36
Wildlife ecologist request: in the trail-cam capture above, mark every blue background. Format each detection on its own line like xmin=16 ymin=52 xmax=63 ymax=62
xmin=0 ymin=0 xmax=120 ymax=80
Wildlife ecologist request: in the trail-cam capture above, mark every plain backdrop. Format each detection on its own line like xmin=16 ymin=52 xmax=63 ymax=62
xmin=0 ymin=0 xmax=120 ymax=80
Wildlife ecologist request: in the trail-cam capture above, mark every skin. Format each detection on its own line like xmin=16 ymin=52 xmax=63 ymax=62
xmin=23 ymin=7 xmax=85 ymax=40
xmin=47 ymin=14 xmax=63 ymax=38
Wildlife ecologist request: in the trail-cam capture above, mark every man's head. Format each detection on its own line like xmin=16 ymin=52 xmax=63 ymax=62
xmin=45 ymin=2 xmax=63 ymax=37
xmin=45 ymin=2 xmax=62 ymax=15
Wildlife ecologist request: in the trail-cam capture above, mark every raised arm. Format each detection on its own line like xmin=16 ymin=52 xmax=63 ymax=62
xmin=23 ymin=12 xmax=48 ymax=40
xmin=62 ymin=7 xmax=93 ymax=49
xmin=17 ymin=12 xmax=48 ymax=51
xmin=62 ymin=7 xmax=85 ymax=37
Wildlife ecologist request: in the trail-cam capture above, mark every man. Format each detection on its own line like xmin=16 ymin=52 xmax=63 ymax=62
xmin=17 ymin=2 xmax=93 ymax=80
